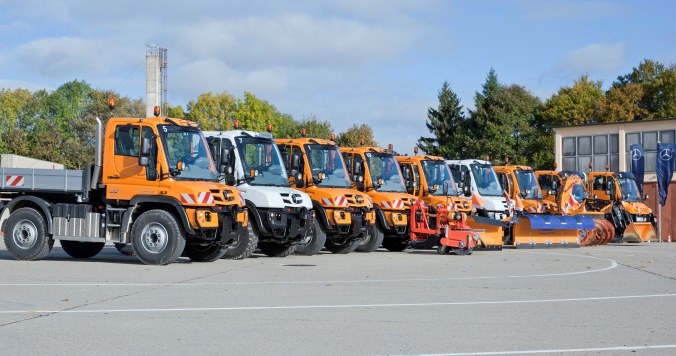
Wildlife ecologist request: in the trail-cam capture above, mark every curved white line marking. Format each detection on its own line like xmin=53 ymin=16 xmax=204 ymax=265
xmin=0 ymin=253 xmax=618 ymax=287
xmin=398 ymin=344 xmax=676 ymax=355
xmin=1 ymin=292 xmax=674 ymax=314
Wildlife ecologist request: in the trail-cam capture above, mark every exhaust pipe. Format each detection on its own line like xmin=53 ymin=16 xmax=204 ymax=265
xmin=90 ymin=117 xmax=103 ymax=189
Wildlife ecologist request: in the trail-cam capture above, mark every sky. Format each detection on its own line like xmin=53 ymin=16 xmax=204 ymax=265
xmin=1 ymin=0 xmax=675 ymax=156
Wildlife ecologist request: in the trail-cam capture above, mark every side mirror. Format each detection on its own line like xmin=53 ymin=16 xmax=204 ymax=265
xmin=551 ymin=180 xmax=558 ymax=190
xmin=139 ymin=156 xmax=149 ymax=166
xmin=354 ymin=161 xmax=362 ymax=175
xmin=463 ymin=185 xmax=471 ymax=197
xmin=292 ymin=151 xmax=301 ymax=170
xmin=442 ymin=182 xmax=449 ymax=196
xmin=294 ymin=172 xmax=304 ymax=188
xmin=140 ymin=137 xmax=151 ymax=156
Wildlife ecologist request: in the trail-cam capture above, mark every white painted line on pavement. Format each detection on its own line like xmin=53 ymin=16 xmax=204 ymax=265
xmin=0 ymin=257 xmax=618 ymax=287
xmin=1 ymin=292 xmax=674 ymax=314
xmin=401 ymin=344 xmax=676 ymax=355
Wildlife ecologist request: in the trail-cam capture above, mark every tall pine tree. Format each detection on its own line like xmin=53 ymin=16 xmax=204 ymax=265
xmin=417 ymin=81 xmax=466 ymax=158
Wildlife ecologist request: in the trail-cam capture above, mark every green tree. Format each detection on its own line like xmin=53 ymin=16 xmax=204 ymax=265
xmin=540 ymin=74 xmax=604 ymax=126
xmin=612 ymin=59 xmax=676 ymax=119
xmin=598 ymin=83 xmax=647 ymax=122
xmin=417 ymin=81 xmax=466 ymax=158
xmin=185 ymin=92 xmax=237 ymax=130
xmin=283 ymin=115 xmax=333 ymax=139
xmin=0 ymin=88 xmax=34 ymax=153
xmin=335 ymin=123 xmax=377 ymax=147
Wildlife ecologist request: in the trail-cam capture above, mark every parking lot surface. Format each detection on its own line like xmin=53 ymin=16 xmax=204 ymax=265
xmin=1 ymin=241 xmax=675 ymax=355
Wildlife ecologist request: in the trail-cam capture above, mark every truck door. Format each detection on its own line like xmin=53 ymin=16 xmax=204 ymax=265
xmin=107 ymin=125 xmax=160 ymax=200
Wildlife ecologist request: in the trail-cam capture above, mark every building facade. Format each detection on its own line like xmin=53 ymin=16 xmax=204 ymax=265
xmin=554 ymin=118 xmax=676 ymax=241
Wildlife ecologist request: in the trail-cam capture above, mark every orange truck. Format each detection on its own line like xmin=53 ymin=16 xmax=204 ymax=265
xmin=276 ymin=136 xmax=375 ymax=254
xmin=0 ymin=112 xmax=248 ymax=265
xmin=536 ymin=170 xmax=613 ymax=246
xmin=395 ymin=154 xmax=482 ymax=254
xmin=585 ymin=171 xmax=657 ymax=242
xmin=494 ymin=165 xmax=594 ymax=247
xmin=340 ymin=145 xmax=415 ymax=252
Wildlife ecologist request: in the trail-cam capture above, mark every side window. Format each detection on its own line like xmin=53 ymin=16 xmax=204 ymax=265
xmin=115 ymin=125 xmax=140 ymax=156
xmin=538 ymin=175 xmax=553 ymax=191
xmin=142 ymin=127 xmax=158 ymax=181
xmin=342 ymin=153 xmax=353 ymax=174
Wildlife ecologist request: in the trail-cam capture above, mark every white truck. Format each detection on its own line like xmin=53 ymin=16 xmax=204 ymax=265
xmin=204 ymin=130 xmax=315 ymax=258
xmin=447 ymin=159 xmax=511 ymax=221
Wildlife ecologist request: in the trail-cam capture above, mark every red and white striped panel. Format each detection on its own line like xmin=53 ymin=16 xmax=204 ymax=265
xmin=197 ymin=192 xmax=214 ymax=204
xmin=180 ymin=193 xmax=196 ymax=204
xmin=335 ymin=196 xmax=348 ymax=207
xmin=5 ymin=175 xmax=25 ymax=187
xmin=392 ymin=199 xmax=403 ymax=209
xmin=381 ymin=201 xmax=391 ymax=209
xmin=321 ymin=197 xmax=333 ymax=207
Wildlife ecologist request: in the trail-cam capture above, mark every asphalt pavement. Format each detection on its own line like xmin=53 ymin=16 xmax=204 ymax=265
xmin=1 ymin=240 xmax=675 ymax=355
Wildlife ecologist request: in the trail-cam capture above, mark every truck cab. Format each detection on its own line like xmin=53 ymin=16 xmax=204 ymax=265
xmin=276 ymin=137 xmax=376 ymax=254
xmin=204 ymin=130 xmax=315 ymax=258
xmin=340 ymin=146 xmax=415 ymax=252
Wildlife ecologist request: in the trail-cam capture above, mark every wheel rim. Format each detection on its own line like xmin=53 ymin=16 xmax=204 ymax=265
xmin=12 ymin=219 xmax=38 ymax=250
xmin=140 ymin=222 xmax=169 ymax=254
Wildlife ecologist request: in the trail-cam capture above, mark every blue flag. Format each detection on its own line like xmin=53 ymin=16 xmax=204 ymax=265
xmin=629 ymin=143 xmax=644 ymax=193
xmin=656 ymin=143 xmax=676 ymax=206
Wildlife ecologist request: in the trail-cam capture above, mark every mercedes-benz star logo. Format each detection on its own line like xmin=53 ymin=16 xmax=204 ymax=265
xmin=291 ymin=193 xmax=302 ymax=204
xmin=631 ymin=148 xmax=642 ymax=160
xmin=659 ymin=148 xmax=673 ymax=161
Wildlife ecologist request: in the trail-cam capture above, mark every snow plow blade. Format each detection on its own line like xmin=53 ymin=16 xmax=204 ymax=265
xmin=509 ymin=214 xmax=594 ymax=248
xmin=620 ymin=222 xmax=657 ymax=243
xmin=467 ymin=215 xmax=504 ymax=251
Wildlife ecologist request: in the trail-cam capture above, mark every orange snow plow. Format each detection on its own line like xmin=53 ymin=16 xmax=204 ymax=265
xmin=409 ymin=199 xmax=477 ymax=255
xmin=494 ymin=165 xmax=594 ymax=248
xmin=586 ymin=171 xmax=657 ymax=243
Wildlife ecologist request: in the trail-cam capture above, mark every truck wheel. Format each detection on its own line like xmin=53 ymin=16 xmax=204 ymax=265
xmin=356 ymin=222 xmax=384 ymax=252
xmin=131 ymin=209 xmax=186 ymax=265
xmin=222 ymin=216 xmax=258 ymax=260
xmin=60 ymin=240 xmax=105 ymax=258
xmin=259 ymin=241 xmax=296 ymax=257
xmin=4 ymin=207 xmax=53 ymax=261
xmin=183 ymin=243 xmax=227 ymax=262
xmin=410 ymin=235 xmax=439 ymax=250
xmin=324 ymin=236 xmax=360 ymax=254
xmin=295 ymin=220 xmax=327 ymax=256
xmin=382 ymin=237 xmax=410 ymax=252
xmin=114 ymin=243 xmax=134 ymax=256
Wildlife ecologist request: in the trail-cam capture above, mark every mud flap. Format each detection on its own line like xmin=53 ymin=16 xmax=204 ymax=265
xmin=621 ymin=222 xmax=657 ymax=243
xmin=511 ymin=214 xmax=594 ymax=248
xmin=466 ymin=215 xmax=504 ymax=250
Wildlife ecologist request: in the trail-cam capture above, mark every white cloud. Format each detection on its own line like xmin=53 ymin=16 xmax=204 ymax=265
xmin=562 ymin=43 xmax=625 ymax=73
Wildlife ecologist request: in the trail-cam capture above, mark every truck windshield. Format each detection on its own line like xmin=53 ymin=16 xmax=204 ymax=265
xmin=470 ymin=163 xmax=502 ymax=196
xmin=365 ymin=152 xmax=406 ymax=192
xmin=159 ymin=125 xmax=217 ymax=181
xmin=514 ymin=169 xmax=543 ymax=199
xmin=305 ymin=144 xmax=351 ymax=188
xmin=421 ymin=160 xmax=458 ymax=196
xmin=236 ymin=137 xmax=288 ymax=187
xmin=617 ymin=177 xmax=641 ymax=202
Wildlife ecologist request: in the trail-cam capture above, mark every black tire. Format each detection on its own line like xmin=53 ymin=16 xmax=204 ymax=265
xmin=410 ymin=235 xmax=440 ymax=250
xmin=295 ymin=219 xmax=327 ymax=256
xmin=4 ymin=207 xmax=52 ymax=261
xmin=437 ymin=245 xmax=450 ymax=254
xmin=382 ymin=237 xmax=410 ymax=252
xmin=222 ymin=216 xmax=258 ymax=260
xmin=183 ymin=243 xmax=227 ymax=262
xmin=131 ymin=209 xmax=186 ymax=265
xmin=114 ymin=243 xmax=134 ymax=256
xmin=259 ymin=241 xmax=296 ymax=257
xmin=356 ymin=221 xmax=384 ymax=252
xmin=60 ymin=240 xmax=105 ymax=259
xmin=324 ymin=236 xmax=361 ymax=254
xmin=452 ymin=247 xmax=472 ymax=256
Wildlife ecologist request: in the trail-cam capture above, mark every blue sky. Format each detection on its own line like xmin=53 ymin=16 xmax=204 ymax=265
xmin=1 ymin=0 xmax=674 ymax=155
